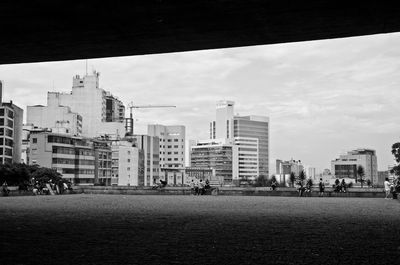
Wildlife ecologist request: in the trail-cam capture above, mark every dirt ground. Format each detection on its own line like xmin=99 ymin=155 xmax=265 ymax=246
xmin=0 ymin=195 xmax=399 ymax=265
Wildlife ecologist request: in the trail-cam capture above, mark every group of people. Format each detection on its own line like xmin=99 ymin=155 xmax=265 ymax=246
xmin=296 ymin=179 xmax=313 ymax=197
xmin=384 ymin=176 xmax=400 ymax=200
xmin=333 ymin=179 xmax=348 ymax=193
xmin=32 ymin=179 xmax=72 ymax=195
xmin=190 ymin=179 xmax=211 ymax=195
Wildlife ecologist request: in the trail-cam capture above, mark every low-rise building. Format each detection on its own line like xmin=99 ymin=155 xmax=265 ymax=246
xmin=190 ymin=138 xmax=239 ymax=185
xmin=331 ymin=148 xmax=378 ymax=185
xmin=28 ymin=131 xmax=112 ymax=185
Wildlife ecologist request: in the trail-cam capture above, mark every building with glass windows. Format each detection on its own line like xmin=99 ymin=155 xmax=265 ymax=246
xmin=190 ymin=139 xmax=238 ymax=185
xmin=209 ymin=101 xmax=269 ymax=184
xmin=331 ymin=148 xmax=378 ymax=185
xmin=28 ymin=131 xmax=112 ymax=185
xmin=0 ymin=81 xmax=23 ymax=164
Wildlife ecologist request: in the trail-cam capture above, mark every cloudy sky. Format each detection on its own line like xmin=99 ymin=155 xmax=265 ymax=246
xmin=1 ymin=32 xmax=400 ymax=173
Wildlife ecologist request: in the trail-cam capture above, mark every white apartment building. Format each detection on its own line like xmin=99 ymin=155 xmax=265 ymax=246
xmin=30 ymin=71 xmax=126 ymax=138
xmin=111 ymin=141 xmax=141 ymax=186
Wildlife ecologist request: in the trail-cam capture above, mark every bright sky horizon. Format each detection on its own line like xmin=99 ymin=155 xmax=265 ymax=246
xmin=1 ymin=32 xmax=400 ymax=173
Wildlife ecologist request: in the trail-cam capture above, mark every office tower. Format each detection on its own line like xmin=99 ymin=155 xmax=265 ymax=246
xmin=209 ymin=100 xmax=269 ymax=184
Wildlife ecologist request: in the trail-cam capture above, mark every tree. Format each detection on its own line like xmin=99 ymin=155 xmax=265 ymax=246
xmin=357 ymin=165 xmax=365 ymax=188
xmin=390 ymin=142 xmax=400 ymax=176
xmin=254 ymin=175 xmax=267 ymax=187
xmin=289 ymin=172 xmax=296 ymax=187
xmin=31 ymin=167 xmax=62 ymax=185
xmin=299 ymin=171 xmax=306 ymax=183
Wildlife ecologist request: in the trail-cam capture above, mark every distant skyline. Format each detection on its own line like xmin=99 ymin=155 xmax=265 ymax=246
xmin=1 ymin=32 xmax=400 ymax=173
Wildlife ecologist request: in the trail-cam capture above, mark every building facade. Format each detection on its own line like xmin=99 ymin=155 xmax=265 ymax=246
xmin=275 ymin=159 xmax=304 ymax=184
xmin=111 ymin=140 xmax=141 ymax=186
xmin=147 ymin=124 xmax=185 ymax=169
xmin=28 ymin=132 xmax=112 ymax=185
xmin=209 ymin=101 xmax=269 ymax=185
xmin=27 ymin=102 xmax=82 ymax=136
xmin=190 ymin=139 xmax=238 ymax=185
xmin=37 ymin=71 xmax=125 ymax=138
xmin=331 ymin=148 xmax=378 ymax=184
xmin=130 ymin=135 xmax=160 ymax=186
xmin=0 ymin=82 xmax=23 ymax=164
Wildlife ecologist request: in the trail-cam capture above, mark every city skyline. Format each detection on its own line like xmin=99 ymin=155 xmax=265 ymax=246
xmin=1 ymin=32 xmax=400 ymax=172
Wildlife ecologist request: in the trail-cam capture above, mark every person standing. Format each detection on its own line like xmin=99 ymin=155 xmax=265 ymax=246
xmin=384 ymin=177 xmax=391 ymax=199
xmin=318 ymin=178 xmax=325 ymax=197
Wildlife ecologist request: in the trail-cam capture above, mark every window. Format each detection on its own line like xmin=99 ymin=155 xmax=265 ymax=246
xmin=127 ymin=151 xmax=131 ymax=155
xmin=167 ymin=145 xmax=172 ymax=148
xmin=167 ymin=152 xmax=172 ymax=155
xmin=174 ymin=139 xmax=178 ymax=142
xmin=168 ymin=139 xmax=171 ymax=142
xmin=32 ymin=138 xmax=37 ymax=144
xmin=0 ymin=108 xmax=4 ymax=116
xmin=127 ymin=167 xmax=131 ymax=171
xmin=127 ymin=159 xmax=130 ymax=162
xmin=174 ymin=145 xmax=178 ymax=148
xmin=174 ymin=158 xmax=178 ymax=161
xmin=174 ymin=152 xmax=178 ymax=154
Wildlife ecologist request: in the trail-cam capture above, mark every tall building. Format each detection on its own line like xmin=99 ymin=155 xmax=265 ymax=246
xmin=130 ymin=135 xmax=160 ymax=186
xmin=191 ymin=139 xmax=239 ymax=185
xmin=30 ymin=71 xmax=126 ymax=138
xmin=209 ymin=100 xmax=269 ymax=184
xmin=0 ymin=81 xmax=23 ymax=164
xmin=331 ymin=148 xmax=378 ymax=184
xmin=28 ymin=131 xmax=112 ymax=185
xmin=234 ymin=115 xmax=269 ymax=180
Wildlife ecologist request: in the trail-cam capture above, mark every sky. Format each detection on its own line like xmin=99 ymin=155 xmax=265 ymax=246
xmin=1 ymin=32 xmax=400 ymax=173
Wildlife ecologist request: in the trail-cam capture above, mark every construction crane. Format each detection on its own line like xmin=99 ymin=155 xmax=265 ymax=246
xmin=125 ymin=101 xmax=176 ymax=136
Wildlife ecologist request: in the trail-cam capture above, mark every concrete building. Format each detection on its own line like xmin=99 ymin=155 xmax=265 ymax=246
xmin=209 ymin=100 xmax=269 ymax=184
xmin=185 ymin=139 xmax=197 ymax=167
xmin=275 ymin=159 xmax=304 ymax=184
xmin=111 ymin=140 xmax=141 ymax=186
xmin=28 ymin=131 xmax=112 ymax=185
xmin=190 ymin=138 xmax=239 ymax=185
xmin=30 ymin=71 xmax=126 ymax=138
xmin=129 ymin=135 xmax=160 ymax=186
xmin=147 ymin=124 xmax=185 ymax=169
xmin=0 ymin=81 xmax=23 ymax=164
xmin=185 ymin=167 xmax=216 ymax=184
xmin=331 ymin=148 xmax=378 ymax=185
xmin=27 ymin=100 xmax=82 ymax=135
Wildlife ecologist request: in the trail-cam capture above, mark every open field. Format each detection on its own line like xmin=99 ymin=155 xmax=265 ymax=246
xmin=0 ymin=195 xmax=399 ymax=264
